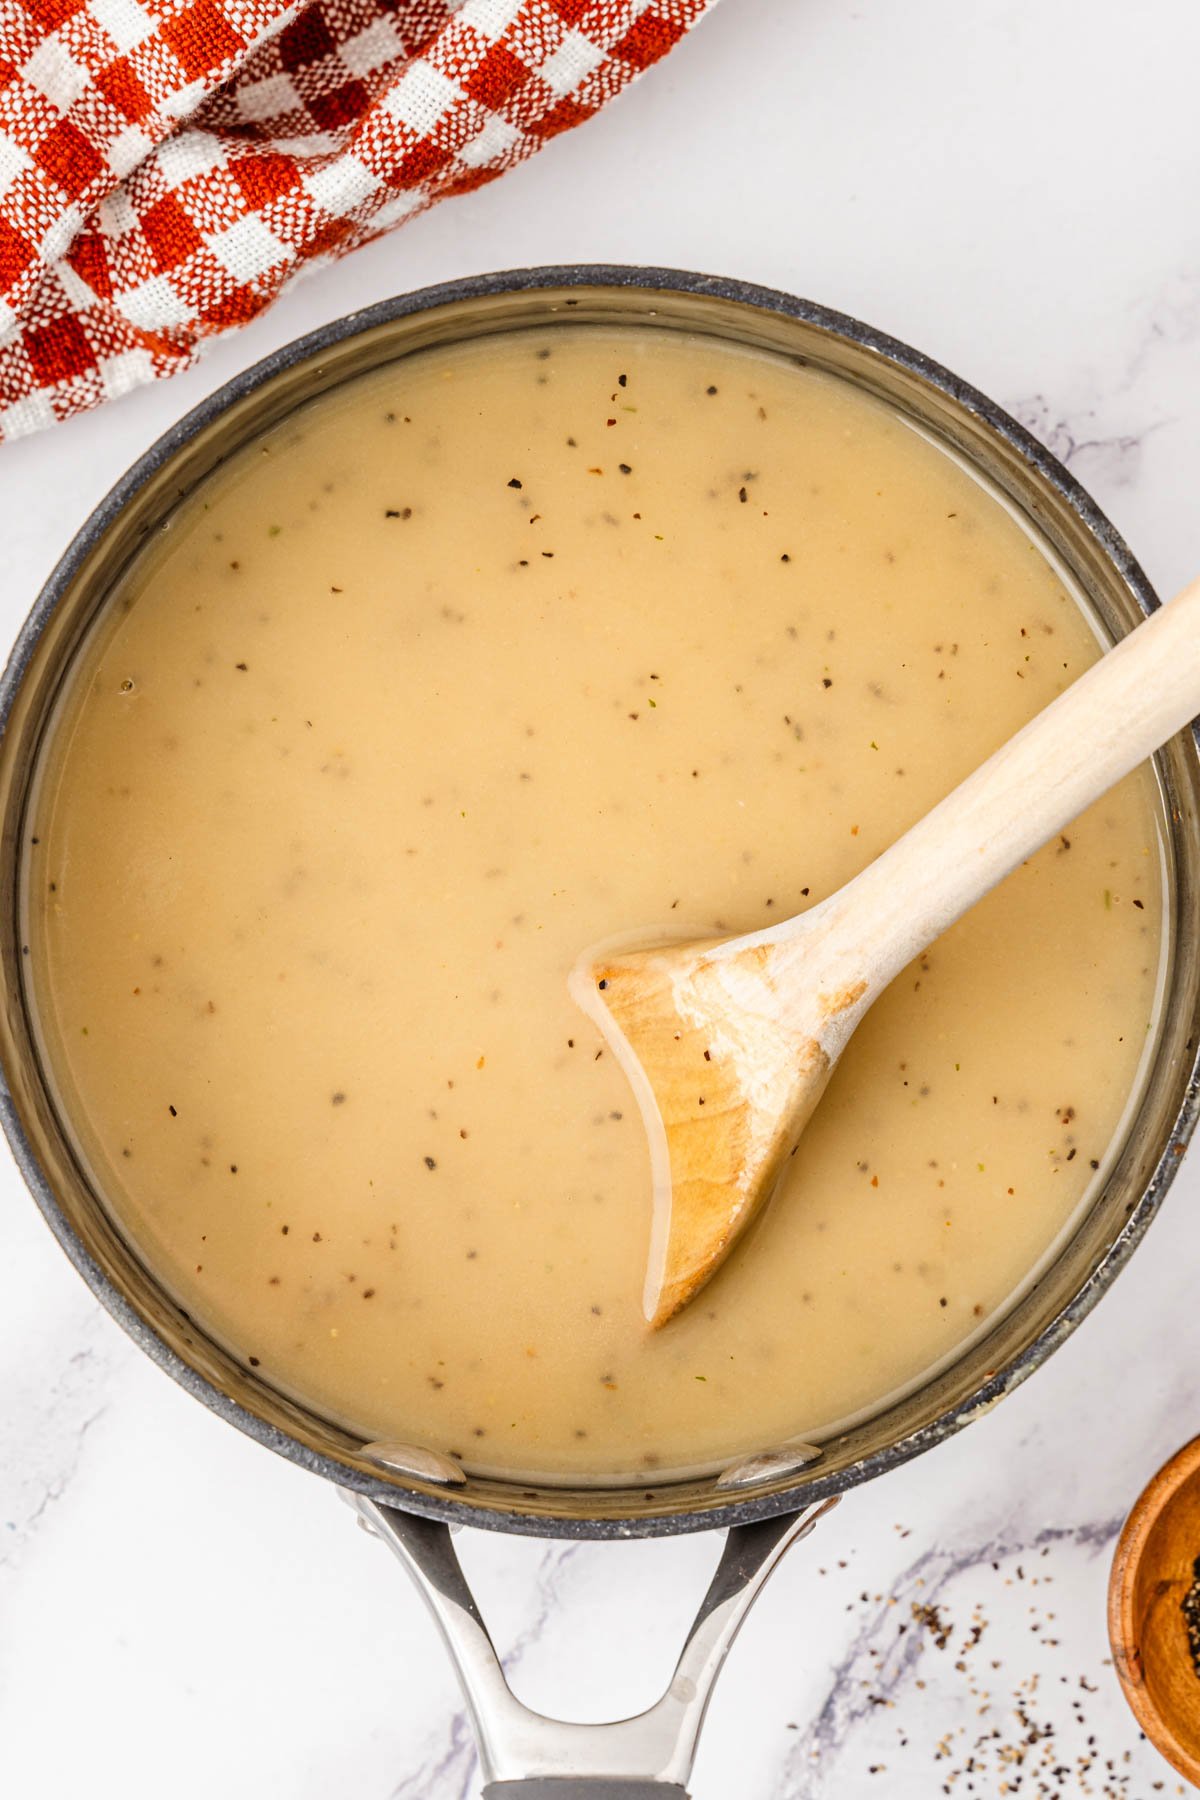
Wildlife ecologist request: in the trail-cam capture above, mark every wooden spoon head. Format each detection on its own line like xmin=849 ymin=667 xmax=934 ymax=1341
xmin=571 ymin=933 xmax=848 ymax=1328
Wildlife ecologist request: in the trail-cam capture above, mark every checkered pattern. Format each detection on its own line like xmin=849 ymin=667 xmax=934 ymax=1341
xmin=0 ymin=0 xmax=715 ymax=439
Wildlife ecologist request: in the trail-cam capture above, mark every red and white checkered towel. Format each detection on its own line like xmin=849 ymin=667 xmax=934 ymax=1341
xmin=0 ymin=0 xmax=713 ymax=440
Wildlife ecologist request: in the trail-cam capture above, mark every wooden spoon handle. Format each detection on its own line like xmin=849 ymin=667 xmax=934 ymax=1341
xmin=810 ymin=575 xmax=1200 ymax=989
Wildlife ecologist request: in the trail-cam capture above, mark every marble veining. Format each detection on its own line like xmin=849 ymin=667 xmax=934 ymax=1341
xmin=780 ymin=1519 xmax=1150 ymax=1797
xmin=1006 ymin=397 xmax=1152 ymax=492
xmin=389 ymin=1543 xmax=584 ymax=1800
xmin=0 ymin=1267 xmax=119 ymax=1569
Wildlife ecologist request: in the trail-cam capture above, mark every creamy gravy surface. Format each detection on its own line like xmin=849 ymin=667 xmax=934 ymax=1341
xmin=27 ymin=327 xmax=1165 ymax=1482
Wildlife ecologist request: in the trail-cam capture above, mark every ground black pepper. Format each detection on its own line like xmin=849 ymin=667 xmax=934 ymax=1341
xmin=1182 ymin=1556 xmax=1200 ymax=1677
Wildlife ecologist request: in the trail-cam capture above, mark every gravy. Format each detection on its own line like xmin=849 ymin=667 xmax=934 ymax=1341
xmin=25 ymin=326 xmax=1165 ymax=1481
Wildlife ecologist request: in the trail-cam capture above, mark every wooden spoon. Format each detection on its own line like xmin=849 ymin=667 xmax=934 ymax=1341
xmin=570 ymin=577 xmax=1200 ymax=1329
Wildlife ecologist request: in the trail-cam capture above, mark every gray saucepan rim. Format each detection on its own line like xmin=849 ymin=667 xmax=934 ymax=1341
xmin=2 ymin=264 xmax=1196 ymax=1539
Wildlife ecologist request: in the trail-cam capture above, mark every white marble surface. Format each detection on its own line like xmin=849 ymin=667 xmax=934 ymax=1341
xmin=4 ymin=1 xmax=1200 ymax=1794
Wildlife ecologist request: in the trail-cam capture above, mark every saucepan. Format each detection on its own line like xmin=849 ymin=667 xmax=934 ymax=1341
xmin=2 ymin=268 xmax=1199 ymax=1798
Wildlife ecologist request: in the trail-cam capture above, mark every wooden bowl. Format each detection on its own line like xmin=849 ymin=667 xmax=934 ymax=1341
xmin=1109 ymin=1434 xmax=1200 ymax=1785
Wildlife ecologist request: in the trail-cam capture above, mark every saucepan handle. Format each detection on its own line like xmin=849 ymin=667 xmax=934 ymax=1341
xmin=482 ymin=1782 xmax=687 ymax=1797
xmin=482 ymin=1783 xmax=687 ymax=1798
xmin=341 ymin=1491 xmax=836 ymax=1798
